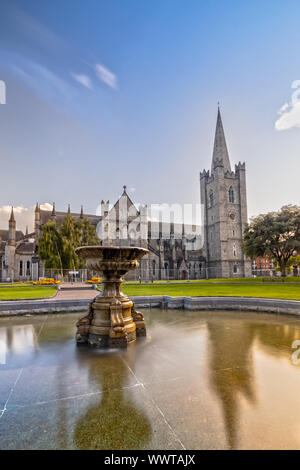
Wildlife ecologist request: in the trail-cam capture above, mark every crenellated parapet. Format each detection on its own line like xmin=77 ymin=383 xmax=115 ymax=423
xmin=200 ymin=169 xmax=210 ymax=180
xmin=235 ymin=161 xmax=246 ymax=172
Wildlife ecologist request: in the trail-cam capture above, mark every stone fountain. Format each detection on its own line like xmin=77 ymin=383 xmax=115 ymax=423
xmin=75 ymin=246 xmax=149 ymax=348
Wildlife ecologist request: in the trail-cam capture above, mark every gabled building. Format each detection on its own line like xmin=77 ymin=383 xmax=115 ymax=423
xmin=0 ymin=107 xmax=251 ymax=281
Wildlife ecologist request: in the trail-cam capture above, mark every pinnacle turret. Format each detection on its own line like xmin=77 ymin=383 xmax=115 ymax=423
xmin=211 ymin=107 xmax=231 ymax=173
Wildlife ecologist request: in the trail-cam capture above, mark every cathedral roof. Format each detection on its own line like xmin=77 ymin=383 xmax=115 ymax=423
xmin=40 ymin=209 xmax=101 ymax=228
xmin=0 ymin=229 xmax=24 ymax=242
xmin=211 ymin=107 xmax=231 ymax=173
xmin=15 ymin=241 xmax=35 ymax=255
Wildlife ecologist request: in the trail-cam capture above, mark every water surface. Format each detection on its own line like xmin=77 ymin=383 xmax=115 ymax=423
xmin=0 ymin=309 xmax=300 ymax=450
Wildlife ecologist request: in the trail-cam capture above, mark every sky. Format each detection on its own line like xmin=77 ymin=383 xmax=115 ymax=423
xmin=0 ymin=0 xmax=300 ymax=232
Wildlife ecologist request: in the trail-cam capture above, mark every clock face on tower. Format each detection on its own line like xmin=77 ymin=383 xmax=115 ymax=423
xmin=229 ymin=213 xmax=235 ymax=221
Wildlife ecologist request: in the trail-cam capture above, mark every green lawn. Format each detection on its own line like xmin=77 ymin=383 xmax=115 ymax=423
xmin=121 ymin=283 xmax=300 ymax=300
xmin=0 ymin=286 xmax=57 ymax=300
xmin=123 ymin=276 xmax=300 ymax=284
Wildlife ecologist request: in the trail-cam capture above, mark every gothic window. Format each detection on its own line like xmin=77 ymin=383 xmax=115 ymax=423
xmin=152 ymin=260 xmax=156 ymax=276
xmin=209 ymin=190 xmax=214 ymax=208
xmin=233 ymin=244 xmax=236 ymax=257
xmin=26 ymin=261 xmax=30 ymax=276
xmin=229 ymin=186 xmax=235 ymax=203
xmin=233 ymin=264 xmax=238 ymax=274
xmin=19 ymin=261 xmax=23 ymax=276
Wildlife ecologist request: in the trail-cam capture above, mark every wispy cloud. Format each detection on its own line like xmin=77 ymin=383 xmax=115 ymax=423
xmin=12 ymin=58 xmax=76 ymax=106
xmin=95 ymin=63 xmax=118 ymax=90
xmin=275 ymin=80 xmax=300 ymax=131
xmin=71 ymin=73 xmax=92 ymax=89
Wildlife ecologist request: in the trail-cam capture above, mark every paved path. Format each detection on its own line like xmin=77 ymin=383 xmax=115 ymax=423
xmin=55 ymin=288 xmax=98 ymax=300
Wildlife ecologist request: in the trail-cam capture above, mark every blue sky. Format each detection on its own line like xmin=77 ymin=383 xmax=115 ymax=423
xmin=0 ymin=0 xmax=300 ymax=229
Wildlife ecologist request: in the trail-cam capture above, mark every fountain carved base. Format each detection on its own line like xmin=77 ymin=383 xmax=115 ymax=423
xmin=75 ymin=246 xmax=149 ymax=349
xmin=76 ymin=296 xmax=146 ymax=349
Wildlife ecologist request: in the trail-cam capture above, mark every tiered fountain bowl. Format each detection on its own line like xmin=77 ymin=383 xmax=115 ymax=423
xmin=75 ymin=246 xmax=149 ymax=348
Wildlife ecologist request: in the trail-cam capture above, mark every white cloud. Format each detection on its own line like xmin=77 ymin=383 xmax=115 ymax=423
xmin=0 ymin=206 xmax=34 ymax=233
xmin=0 ymin=203 xmax=52 ymax=233
xmin=95 ymin=63 xmax=118 ymax=90
xmin=275 ymin=80 xmax=300 ymax=130
xmin=71 ymin=73 xmax=92 ymax=89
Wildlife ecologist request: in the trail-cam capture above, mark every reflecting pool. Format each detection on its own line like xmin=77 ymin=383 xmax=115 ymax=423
xmin=0 ymin=309 xmax=300 ymax=450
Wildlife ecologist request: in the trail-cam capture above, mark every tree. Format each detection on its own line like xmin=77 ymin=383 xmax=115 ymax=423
xmin=274 ymin=255 xmax=300 ymax=275
xmin=38 ymin=214 xmax=100 ymax=272
xmin=59 ymin=212 xmax=82 ymax=270
xmin=243 ymin=205 xmax=300 ymax=277
xmin=78 ymin=215 xmax=100 ymax=246
xmin=38 ymin=221 xmax=63 ymax=274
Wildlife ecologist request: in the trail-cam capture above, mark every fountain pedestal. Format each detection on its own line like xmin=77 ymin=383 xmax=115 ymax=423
xmin=75 ymin=246 xmax=148 ymax=348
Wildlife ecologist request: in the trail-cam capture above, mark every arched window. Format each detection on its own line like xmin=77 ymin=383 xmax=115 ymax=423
xmin=229 ymin=186 xmax=234 ymax=203
xmin=233 ymin=264 xmax=238 ymax=274
xmin=209 ymin=190 xmax=214 ymax=207
xmin=152 ymin=260 xmax=156 ymax=276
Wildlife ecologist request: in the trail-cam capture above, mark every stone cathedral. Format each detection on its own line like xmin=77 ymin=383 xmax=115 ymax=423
xmin=200 ymin=107 xmax=251 ymax=278
xmin=0 ymin=107 xmax=251 ymax=281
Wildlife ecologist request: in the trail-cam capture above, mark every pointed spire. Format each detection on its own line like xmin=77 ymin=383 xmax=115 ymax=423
xmin=35 ymin=202 xmax=40 ymax=213
xmin=9 ymin=206 xmax=15 ymax=222
xmin=123 ymin=185 xmax=127 ymax=194
xmin=67 ymin=204 xmax=71 ymax=215
xmin=80 ymin=205 xmax=84 ymax=219
xmin=51 ymin=202 xmax=56 ymax=217
xmin=211 ymin=106 xmax=231 ymax=173
xmin=9 ymin=206 xmax=16 ymax=245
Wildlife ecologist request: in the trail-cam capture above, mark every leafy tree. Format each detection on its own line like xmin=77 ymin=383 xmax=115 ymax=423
xmin=38 ymin=214 xmax=100 ymax=272
xmin=78 ymin=215 xmax=99 ymax=246
xmin=59 ymin=212 xmax=82 ymax=269
xmin=274 ymin=255 xmax=300 ymax=275
xmin=38 ymin=221 xmax=63 ymax=274
xmin=243 ymin=205 xmax=300 ymax=277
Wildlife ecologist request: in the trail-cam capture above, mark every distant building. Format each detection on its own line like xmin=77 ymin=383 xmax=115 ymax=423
xmin=0 ymin=207 xmax=37 ymax=282
xmin=0 ymin=107 xmax=253 ymax=281
xmin=252 ymin=256 xmax=275 ymax=276
xmin=200 ymin=107 xmax=252 ymax=278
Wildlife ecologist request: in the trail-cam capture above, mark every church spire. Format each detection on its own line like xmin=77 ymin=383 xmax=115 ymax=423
xmin=80 ymin=205 xmax=84 ymax=219
xmin=9 ymin=206 xmax=15 ymax=222
xmin=51 ymin=202 xmax=56 ymax=216
xmin=211 ymin=106 xmax=231 ymax=173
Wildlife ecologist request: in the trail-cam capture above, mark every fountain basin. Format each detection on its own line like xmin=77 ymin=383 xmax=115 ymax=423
xmin=75 ymin=246 xmax=149 ymax=348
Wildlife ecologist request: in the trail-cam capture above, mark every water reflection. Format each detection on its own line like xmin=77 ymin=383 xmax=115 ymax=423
xmin=207 ymin=316 xmax=300 ymax=449
xmin=73 ymin=350 xmax=151 ymax=450
xmin=207 ymin=320 xmax=256 ymax=449
xmin=0 ymin=323 xmax=38 ymax=365
xmin=0 ymin=311 xmax=300 ymax=450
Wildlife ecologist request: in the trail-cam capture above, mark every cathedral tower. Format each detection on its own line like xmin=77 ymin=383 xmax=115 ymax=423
xmin=200 ymin=107 xmax=251 ymax=278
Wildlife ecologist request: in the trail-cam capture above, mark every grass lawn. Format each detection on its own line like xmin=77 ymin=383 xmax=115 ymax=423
xmin=121 ymin=283 xmax=300 ymax=300
xmin=124 ymin=276 xmax=300 ymax=284
xmin=0 ymin=286 xmax=57 ymax=300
